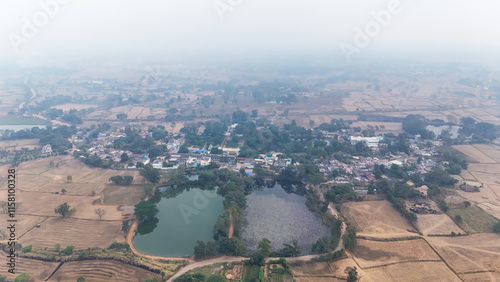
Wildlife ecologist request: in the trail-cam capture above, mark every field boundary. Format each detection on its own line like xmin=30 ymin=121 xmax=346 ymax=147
xmin=355 ymin=235 xmax=422 ymax=242
xmin=361 ymin=259 xmax=443 ymax=270
xmin=18 ymin=216 xmax=49 ymax=239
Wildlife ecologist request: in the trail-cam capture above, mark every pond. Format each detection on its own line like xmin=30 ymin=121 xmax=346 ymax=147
xmin=426 ymin=125 xmax=461 ymax=139
xmin=133 ymin=187 xmax=224 ymax=257
xmin=243 ymin=183 xmax=330 ymax=254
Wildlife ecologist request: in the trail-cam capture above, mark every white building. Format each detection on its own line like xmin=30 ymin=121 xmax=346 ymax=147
xmin=350 ymin=136 xmax=383 ymax=148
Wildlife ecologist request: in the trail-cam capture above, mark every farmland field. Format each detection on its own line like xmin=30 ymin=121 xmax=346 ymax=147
xmin=5 ymin=190 xmax=123 ymax=220
xmin=362 ymin=261 xmax=461 ymax=282
xmin=18 ymin=217 xmax=124 ymax=249
xmin=446 ymin=206 xmax=498 ymax=233
xmin=428 ymin=234 xmax=500 ymax=277
xmin=0 ymin=155 xmax=142 ymax=195
xmin=243 ymin=265 xmax=261 ymax=282
xmin=0 ymin=250 xmax=60 ymax=281
xmin=48 ymin=260 xmax=162 ymax=282
xmin=341 ymin=200 xmax=417 ymax=237
xmin=351 ymin=238 xmax=440 ymax=268
xmin=415 ymin=214 xmax=465 ymax=235
xmin=291 ymin=257 xmax=359 ymax=280
xmin=102 ymin=185 xmax=147 ymax=205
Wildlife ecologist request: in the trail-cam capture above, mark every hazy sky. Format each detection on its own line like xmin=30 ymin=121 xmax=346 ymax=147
xmin=0 ymin=0 xmax=498 ymax=64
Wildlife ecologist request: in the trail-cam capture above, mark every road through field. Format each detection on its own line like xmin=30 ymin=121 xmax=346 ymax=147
xmin=166 ymin=222 xmax=346 ymax=282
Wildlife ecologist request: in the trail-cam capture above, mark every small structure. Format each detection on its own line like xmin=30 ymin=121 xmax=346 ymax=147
xmin=41 ymin=144 xmax=52 ymax=156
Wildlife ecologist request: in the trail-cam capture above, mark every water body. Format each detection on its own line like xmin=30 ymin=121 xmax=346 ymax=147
xmin=133 ymin=188 xmax=224 ymax=257
xmin=0 ymin=125 xmax=46 ymax=131
xmin=243 ymin=183 xmax=330 ymax=254
xmin=426 ymin=125 xmax=461 ymax=139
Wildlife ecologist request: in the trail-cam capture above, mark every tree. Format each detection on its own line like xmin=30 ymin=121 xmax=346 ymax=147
xmin=281 ymin=239 xmax=301 ymax=257
xmin=123 ymin=175 xmax=134 ymax=185
xmin=66 ymin=175 xmax=72 ymax=182
xmin=55 ymin=203 xmax=74 ymax=218
xmin=13 ymin=273 xmax=31 ymax=282
xmin=95 ymin=208 xmax=105 ymax=220
xmin=140 ymin=166 xmax=161 ymax=183
xmin=206 ymin=241 xmax=217 ymax=255
xmin=61 ymin=245 xmax=74 ymax=255
xmin=193 ymin=241 xmax=206 ymax=258
xmin=206 ymin=275 xmax=226 ymax=282
xmin=61 ymin=188 xmax=67 ymax=194
xmin=251 ymin=109 xmax=258 ymax=118
xmin=257 ymin=238 xmax=271 ymax=257
xmin=109 ymin=175 xmax=124 ymax=184
xmin=134 ymin=201 xmax=159 ymax=221
xmin=464 ymin=201 xmax=471 ymax=208
xmin=77 ymin=277 xmax=86 ymax=282
xmin=54 ymin=243 xmax=60 ymax=251
xmin=120 ymin=152 xmax=129 ymax=162
xmin=345 ymin=266 xmax=358 ymax=282
xmin=454 ymin=215 xmax=463 ymax=224
xmin=22 ymin=244 xmax=32 ymax=253
xmin=116 ymin=113 xmax=128 ymax=120
xmin=492 ymin=221 xmax=500 ymax=233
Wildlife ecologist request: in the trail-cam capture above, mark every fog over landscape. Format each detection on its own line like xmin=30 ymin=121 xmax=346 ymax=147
xmin=1 ymin=0 xmax=500 ymax=64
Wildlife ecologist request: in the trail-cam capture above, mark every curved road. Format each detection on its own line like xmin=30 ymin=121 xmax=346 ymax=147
xmin=166 ymin=222 xmax=346 ymax=282
xmin=126 ymin=200 xmax=346 ymax=282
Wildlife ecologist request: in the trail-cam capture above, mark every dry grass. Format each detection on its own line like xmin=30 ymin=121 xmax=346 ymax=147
xmin=0 ymin=250 xmax=60 ymax=281
xmin=0 ymin=155 xmax=142 ymax=195
xmin=102 ymin=185 xmax=146 ymax=205
xmin=48 ymin=260 xmax=162 ymax=282
xmin=452 ymin=145 xmax=497 ymax=164
xmin=351 ymin=238 xmax=440 ymax=268
xmin=342 ymin=200 xmax=417 ymax=238
xmin=428 ymin=234 xmax=500 ymax=275
xmin=362 ymin=261 xmax=461 ymax=282
xmin=19 ymin=217 xmax=124 ymax=249
xmin=415 ymin=214 xmax=465 ymax=236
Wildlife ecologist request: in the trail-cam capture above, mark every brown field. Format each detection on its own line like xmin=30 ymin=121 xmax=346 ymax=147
xmin=0 ymin=155 xmax=142 ymax=195
xmin=477 ymin=202 xmax=500 ymax=220
xmin=449 ymin=144 xmax=500 ymax=220
xmin=102 ymin=185 xmax=146 ymax=205
xmin=415 ymin=214 xmax=465 ymax=236
xmin=291 ymin=257 xmax=361 ymax=281
xmin=51 ymin=103 xmax=97 ymax=111
xmin=295 ymin=278 xmax=342 ymax=282
xmin=452 ymin=145 xmax=498 ymax=164
xmin=7 ymin=190 xmax=124 ymax=220
xmin=0 ymin=138 xmax=40 ymax=150
xmin=351 ymin=238 xmax=440 ymax=268
xmin=18 ymin=217 xmax=124 ymax=249
xmin=342 ymin=200 xmax=417 ymax=237
xmin=48 ymin=260 xmax=162 ymax=282
xmin=362 ymin=261 xmax=461 ymax=282
xmin=0 ymin=250 xmax=60 ymax=281
xmin=460 ymin=272 xmax=500 ymax=282
xmin=428 ymin=234 xmax=500 ymax=275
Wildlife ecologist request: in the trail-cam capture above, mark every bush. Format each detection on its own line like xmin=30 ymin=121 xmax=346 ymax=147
xmin=22 ymin=244 xmax=32 ymax=253
xmin=493 ymin=222 xmax=500 ymax=233
xmin=61 ymin=245 xmax=74 ymax=255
